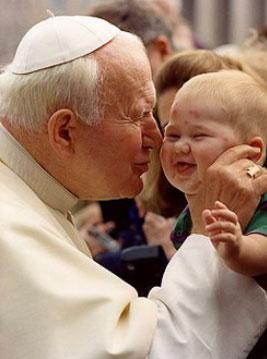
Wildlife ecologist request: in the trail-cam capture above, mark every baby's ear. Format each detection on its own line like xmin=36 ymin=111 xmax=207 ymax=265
xmin=247 ymin=136 xmax=265 ymax=163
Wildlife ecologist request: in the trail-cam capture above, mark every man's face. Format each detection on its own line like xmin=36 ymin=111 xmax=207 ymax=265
xmin=161 ymin=88 xmax=243 ymax=195
xmin=73 ymin=39 xmax=162 ymax=200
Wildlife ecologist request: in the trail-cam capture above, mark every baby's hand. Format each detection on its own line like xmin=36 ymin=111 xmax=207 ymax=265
xmin=202 ymin=201 xmax=243 ymax=261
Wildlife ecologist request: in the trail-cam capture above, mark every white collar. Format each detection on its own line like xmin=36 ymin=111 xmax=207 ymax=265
xmin=0 ymin=124 xmax=78 ymax=215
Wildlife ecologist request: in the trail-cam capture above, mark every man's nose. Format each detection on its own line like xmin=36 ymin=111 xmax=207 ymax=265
xmin=142 ymin=117 xmax=163 ymax=149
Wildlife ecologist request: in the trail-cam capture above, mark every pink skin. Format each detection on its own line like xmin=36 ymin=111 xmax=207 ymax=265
xmin=202 ymin=201 xmax=242 ymax=260
xmin=161 ymin=90 xmax=244 ymax=195
xmin=202 ymin=200 xmax=267 ymax=277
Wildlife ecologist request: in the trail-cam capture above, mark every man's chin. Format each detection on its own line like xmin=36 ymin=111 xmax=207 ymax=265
xmin=122 ymin=181 xmax=144 ymax=199
xmin=77 ymin=176 xmax=144 ymax=201
xmin=121 ymin=179 xmax=144 ymax=199
xmin=92 ymin=182 xmax=144 ymax=201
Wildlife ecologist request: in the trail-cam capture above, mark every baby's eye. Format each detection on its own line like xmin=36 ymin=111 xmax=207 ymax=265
xmin=193 ymin=133 xmax=207 ymax=139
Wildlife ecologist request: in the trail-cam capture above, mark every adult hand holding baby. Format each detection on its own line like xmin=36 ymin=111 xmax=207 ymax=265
xmin=188 ymin=144 xmax=267 ymax=234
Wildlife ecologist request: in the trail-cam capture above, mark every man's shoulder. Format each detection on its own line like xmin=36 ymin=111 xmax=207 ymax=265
xmin=0 ymin=162 xmax=42 ymax=207
xmin=0 ymin=162 xmax=57 ymax=231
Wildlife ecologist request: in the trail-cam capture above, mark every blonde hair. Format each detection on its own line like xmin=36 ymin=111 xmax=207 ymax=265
xmin=235 ymin=28 xmax=267 ymax=85
xmin=179 ymin=70 xmax=267 ymax=143
xmin=239 ymin=50 xmax=267 ymax=85
xmin=0 ymin=56 xmax=101 ymax=132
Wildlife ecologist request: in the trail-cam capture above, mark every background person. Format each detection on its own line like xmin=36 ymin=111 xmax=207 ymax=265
xmin=151 ymin=0 xmax=198 ymax=50
xmin=88 ymin=0 xmax=177 ymax=75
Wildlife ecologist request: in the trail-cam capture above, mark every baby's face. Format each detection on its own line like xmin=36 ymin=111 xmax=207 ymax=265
xmin=160 ymin=89 xmax=243 ymax=195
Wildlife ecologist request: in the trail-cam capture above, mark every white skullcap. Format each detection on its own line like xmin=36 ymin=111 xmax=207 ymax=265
xmin=9 ymin=15 xmax=121 ymax=74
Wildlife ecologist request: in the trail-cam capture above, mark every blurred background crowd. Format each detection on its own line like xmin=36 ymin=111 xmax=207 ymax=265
xmin=2 ymin=0 xmax=267 ymax=64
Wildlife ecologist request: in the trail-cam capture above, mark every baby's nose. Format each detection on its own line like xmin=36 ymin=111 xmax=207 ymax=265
xmin=176 ymin=141 xmax=190 ymax=154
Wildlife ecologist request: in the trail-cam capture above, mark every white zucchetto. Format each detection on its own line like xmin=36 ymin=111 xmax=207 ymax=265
xmin=10 ymin=15 xmax=120 ymax=74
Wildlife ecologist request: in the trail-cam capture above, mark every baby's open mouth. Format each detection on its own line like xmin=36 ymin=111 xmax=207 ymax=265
xmin=176 ymin=162 xmax=196 ymax=173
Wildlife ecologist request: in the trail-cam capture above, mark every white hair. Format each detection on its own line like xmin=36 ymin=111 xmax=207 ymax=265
xmin=0 ymin=56 xmax=101 ymax=132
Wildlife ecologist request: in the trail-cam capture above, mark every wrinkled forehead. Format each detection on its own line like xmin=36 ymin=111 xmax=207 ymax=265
xmin=97 ymin=33 xmax=155 ymax=104
xmin=96 ymin=31 xmax=149 ymax=70
xmin=100 ymin=34 xmax=149 ymax=74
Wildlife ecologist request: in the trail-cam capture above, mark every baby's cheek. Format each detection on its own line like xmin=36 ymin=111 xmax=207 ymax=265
xmin=160 ymin=145 xmax=170 ymax=167
xmin=197 ymin=155 xmax=215 ymax=178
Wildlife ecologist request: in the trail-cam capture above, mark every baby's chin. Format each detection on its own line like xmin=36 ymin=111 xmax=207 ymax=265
xmin=171 ymin=183 xmax=201 ymax=196
xmin=184 ymin=188 xmax=199 ymax=197
xmin=165 ymin=173 xmax=201 ymax=195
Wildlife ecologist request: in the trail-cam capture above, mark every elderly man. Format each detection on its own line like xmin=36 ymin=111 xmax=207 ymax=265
xmin=0 ymin=15 xmax=266 ymax=359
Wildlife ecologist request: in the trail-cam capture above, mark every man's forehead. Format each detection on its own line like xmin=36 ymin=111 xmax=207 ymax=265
xmin=100 ymin=40 xmax=152 ymax=88
xmin=115 ymin=79 xmax=155 ymax=111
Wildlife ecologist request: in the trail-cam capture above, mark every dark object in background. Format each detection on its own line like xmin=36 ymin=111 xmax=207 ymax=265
xmin=99 ymin=198 xmax=146 ymax=247
xmin=97 ymin=199 xmax=169 ymax=296
xmin=247 ymin=328 xmax=267 ymax=359
xmin=100 ymin=199 xmax=134 ymax=237
xmin=121 ymin=245 xmax=168 ymax=296
xmin=88 ymin=226 xmax=120 ymax=252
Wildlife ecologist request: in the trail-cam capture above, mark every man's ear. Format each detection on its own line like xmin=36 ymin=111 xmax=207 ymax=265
xmin=147 ymin=36 xmax=174 ymax=74
xmin=47 ymin=109 xmax=77 ymax=158
xmin=247 ymin=136 xmax=266 ymax=163
xmin=152 ymin=35 xmax=173 ymax=59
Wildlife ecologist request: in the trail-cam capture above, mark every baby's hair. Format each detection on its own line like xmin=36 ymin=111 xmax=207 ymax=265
xmin=177 ymin=70 xmax=267 ymax=143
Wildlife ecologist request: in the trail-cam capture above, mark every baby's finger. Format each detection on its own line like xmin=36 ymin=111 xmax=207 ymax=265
xmin=209 ymin=232 xmax=236 ymax=243
xmin=210 ymin=209 xmax=238 ymax=224
xmin=202 ymin=209 xmax=216 ymax=226
xmin=206 ymin=220 xmax=237 ymax=234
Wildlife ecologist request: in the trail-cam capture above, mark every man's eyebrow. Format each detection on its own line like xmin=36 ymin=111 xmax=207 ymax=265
xmin=139 ymin=100 xmax=154 ymax=113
